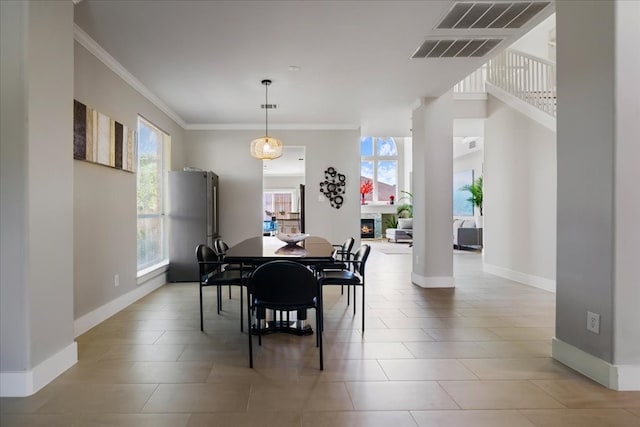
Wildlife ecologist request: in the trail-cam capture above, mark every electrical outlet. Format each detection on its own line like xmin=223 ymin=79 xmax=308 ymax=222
xmin=587 ymin=311 xmax=600 ymax=334
xmin=114 ymin=274 xmax=120 ymax=287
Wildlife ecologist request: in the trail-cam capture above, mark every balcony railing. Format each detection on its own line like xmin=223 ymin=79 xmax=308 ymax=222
xmin=455 ymin=49 xmax=557 ymax=118
xmin=487 ymin=49 xmax=556 ymax=117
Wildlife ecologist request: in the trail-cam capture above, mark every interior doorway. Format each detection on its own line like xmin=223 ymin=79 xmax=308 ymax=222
xmin=262 ymin=146 xmax=306 ymax=235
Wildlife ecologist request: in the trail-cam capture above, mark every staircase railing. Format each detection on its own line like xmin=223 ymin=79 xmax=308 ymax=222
xmin=453 ymin=64 xmax=487 ymax=94
xmin=486 ymin=49 xmax=556 ymax=117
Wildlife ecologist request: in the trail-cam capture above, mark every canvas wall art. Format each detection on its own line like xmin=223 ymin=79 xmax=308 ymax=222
xmin=453 ymin=169 xmax=474 ymax=216
xmin=73 ymin=100 xmax=136 ymax=172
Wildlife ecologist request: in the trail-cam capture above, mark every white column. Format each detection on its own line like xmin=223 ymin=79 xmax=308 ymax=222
xmin=411 ymin=93 xmax=454 ymax=288
xmin=0 ymin=0 xmax=76 ymax=397
xmin=553 ymin=0 xmax=640 ymax=390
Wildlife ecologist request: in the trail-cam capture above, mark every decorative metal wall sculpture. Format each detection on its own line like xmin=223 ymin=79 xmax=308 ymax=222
xmin=319 ymin=166 xmax=346 ymax=209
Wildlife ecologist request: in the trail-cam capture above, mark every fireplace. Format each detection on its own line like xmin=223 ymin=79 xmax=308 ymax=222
xmin=360 ymin=218 xmax=375 ymax=239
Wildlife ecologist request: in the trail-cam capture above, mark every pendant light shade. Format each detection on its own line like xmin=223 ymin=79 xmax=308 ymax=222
xmin=250 ymin=79 xmax=283 ymax=160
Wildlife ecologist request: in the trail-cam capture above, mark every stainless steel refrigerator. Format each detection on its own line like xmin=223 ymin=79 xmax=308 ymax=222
xmin=168 ymin=170 xmax=219 ymax=282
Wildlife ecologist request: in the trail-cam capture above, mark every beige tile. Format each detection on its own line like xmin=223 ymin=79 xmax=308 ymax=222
xmin=399 ymin=308 xmax=461 ymax=318
xmin=188 ymin=412 xmax=302 ymax=427
xmin=127 ymin=360 xmax=214 ymax=383
xmin=0 ymin=386 xmax=61 ymax=413
xmin=404 ymin=341 xmax=494 ymax=358
xmin=207 ymin=363 xmax=300 ymax=384
xmin=329 ymin=342 xmax=415 ymax=359
xmin=532 ymin=378 xmax=640 ymax=408
xmin=142 ymin=383 xmax=250 ymax=413
xmin=247 ymin=381 xmax=315 ymax=412
xmin=480 ymin=341 xmax=553 ymax=358
xmin=439 ymin=380 xmax=565 ymax=409
xmin=299 ymin=359 xmax=388 ymax=382
xmin=411 ymin=409 xmax=536 ymax=426
xmin=627 ymin=408 xmax=640 ymax=416
xmin=519 ymin=409 xmax=640 ymax=426
xmin=346 ymin=381 xmax=459 ymax=410
xmin=0 ymin=414 xmax=78 ymax=426
xmin=303 ymin=382 xmax=355 ymax=411
xmin=301 ymin=411 xmax=418 ymax=427
xmin=363 ymin=328 xmax=434 ymax=342
xmin=37 ymin=384 xmax=158 ymax=413
xmin=379 ymin=359 xmax=478 ymax=380
xmin=487 ymin=327 xmax=555 ymax=341
xmin=78 ymin=413 xmax=191 ymax=427
xmin=459 ymin=358 xmax=581 ymax=380
xmin=423 ymin=327 xmax=502 ymax=341
xmin=101 ymin=344 xmax=186 ymax=361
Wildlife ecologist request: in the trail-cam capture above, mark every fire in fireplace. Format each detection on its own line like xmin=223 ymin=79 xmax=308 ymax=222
xmin=360 ymin=218 xmax=374 ymax=239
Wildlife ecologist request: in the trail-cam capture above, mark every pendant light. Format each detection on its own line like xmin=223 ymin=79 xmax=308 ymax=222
xmin=250 ymin=79 xmax=283 ymax=160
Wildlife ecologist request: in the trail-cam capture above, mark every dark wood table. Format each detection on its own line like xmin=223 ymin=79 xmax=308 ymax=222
xmin=224 ymin=236 xmax=335 ymax=266
xmin=224 ymin=236 xmax=335 ymax=335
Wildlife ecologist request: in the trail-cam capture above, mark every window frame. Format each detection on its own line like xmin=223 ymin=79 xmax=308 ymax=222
xmin=360 ymin=137 xmax=399 ymax=204
xmin=136 ymin=116 xmax=170 ymax=274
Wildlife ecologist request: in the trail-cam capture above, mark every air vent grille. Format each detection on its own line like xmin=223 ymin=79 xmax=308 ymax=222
xmin=436 ymin=1 xmax=551 ymax=29
xmin=261 ymin=104 xmax=277 ymax=109
xmin=411 ymin=38 xmax=503 ymax=58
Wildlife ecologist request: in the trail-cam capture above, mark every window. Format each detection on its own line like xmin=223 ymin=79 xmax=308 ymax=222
xmin=360 ymin=136 xmax=398 ymax=203
xmin=137 ymin=117 xmax=169 ymax=271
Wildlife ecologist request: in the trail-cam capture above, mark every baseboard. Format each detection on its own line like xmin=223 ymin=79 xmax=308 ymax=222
xmin=411 ymin=273 xmax=455 ymax=288
xmin=74 ymin=270 xmax=167 ymax=337
xmin=483 ymin=262 xmax=555 ymax=292
xmin=552 ymin=337 xmax=640 ymax=391
xmin=0 ymin=341 xmax=77 ymax=397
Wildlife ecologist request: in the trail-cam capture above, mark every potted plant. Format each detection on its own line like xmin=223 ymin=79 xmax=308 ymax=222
xmin=396 ymin=191 xmax=413 ymax=218
xmin=461 ymin=176 xmax=483 ymax=227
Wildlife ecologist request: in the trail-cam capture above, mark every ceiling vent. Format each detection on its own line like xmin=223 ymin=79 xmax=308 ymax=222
xmin=436 ymin=1 xmax=551 ymax=29
xmin=411 ymin=38 xmax=503 ymax=58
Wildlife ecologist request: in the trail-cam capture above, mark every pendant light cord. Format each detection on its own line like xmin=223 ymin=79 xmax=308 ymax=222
xmin=265 ymin=82 xmax=269 ymax=138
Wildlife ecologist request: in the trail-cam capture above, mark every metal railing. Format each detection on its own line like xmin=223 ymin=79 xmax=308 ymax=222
xmin=454 ymin=49 xmax=557 ymax=118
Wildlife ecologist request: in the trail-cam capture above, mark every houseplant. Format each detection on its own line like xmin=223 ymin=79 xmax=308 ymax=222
xmin=461 ymin=176 xmax=483 ymax=227
xmin=396 ymin=190 xmax=413 ymax=218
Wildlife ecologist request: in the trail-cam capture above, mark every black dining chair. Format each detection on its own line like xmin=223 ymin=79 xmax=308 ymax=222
xmin=213 ymin=238 xmax=254 ymax=300
xmin=247 ymin=260 xmax=323 ymax=370
xmin=196 ymin=244 xmax=249 ymax=332
xmin=319 ymin=244 xmax=371 ymax=332
xmin=330 ymin=237 xmax=355 ymax=296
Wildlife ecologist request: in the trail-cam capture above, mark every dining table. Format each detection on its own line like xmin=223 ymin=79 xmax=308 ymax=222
xmin=223 ymin=235 xmax=335 ymax=266
xmin=223 ymin=235 xmax=335 ymax=335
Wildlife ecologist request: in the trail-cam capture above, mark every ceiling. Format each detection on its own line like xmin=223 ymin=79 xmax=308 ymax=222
xmin=263 ymin=146 xmax=305 ymax=177
xmin=74 ymin=0 xmax=553 ymax=136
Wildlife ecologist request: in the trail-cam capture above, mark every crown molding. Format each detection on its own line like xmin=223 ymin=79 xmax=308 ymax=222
xmin=73 ymin=24 xmax=188 ymax=129
xmin=186 ymin=123 xmax=360 ymax=131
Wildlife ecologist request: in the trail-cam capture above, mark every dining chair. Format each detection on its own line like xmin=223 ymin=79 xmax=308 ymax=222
xmin=332 ymin=236 xmax=355 ymax=290
xmin=213 ymin=238 xmax=254 ymax=300
xmin=196 ymin=244 xmax=249 ymax=332
xmin=319 ymin=244 xmax=371 ymax=332
xmin=247 ymin=260 xmax=323 ymax=370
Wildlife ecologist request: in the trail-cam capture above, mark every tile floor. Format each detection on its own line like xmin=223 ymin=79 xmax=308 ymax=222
xmin=2 ymin=241 xmax=639 ymax=426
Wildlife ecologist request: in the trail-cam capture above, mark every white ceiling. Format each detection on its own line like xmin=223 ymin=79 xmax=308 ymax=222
xmin=74 ymin=1 xmax=553 ymax=136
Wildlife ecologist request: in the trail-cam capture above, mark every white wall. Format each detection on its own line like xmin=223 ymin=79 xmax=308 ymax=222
xmin=74 ymin=42 xmax=186 ymax=319
xmin=185 ymin=129 xmax=361 ymax=247
xmin=510 ymin=13 xmax=556 ymax=61
xmin=484 ymin=94 xmax=557 ymax=286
